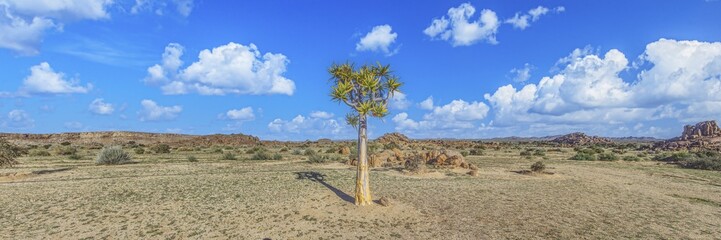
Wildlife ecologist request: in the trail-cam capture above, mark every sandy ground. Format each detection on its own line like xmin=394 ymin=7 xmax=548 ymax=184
xmin=1 ymin=148 xmax=720 ymax=239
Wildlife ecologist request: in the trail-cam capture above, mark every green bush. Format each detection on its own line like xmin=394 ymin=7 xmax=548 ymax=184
xmin=468 ymin=149 xmax=484 ymax=156
xmin=598 ymin=153 xmax=619 ymax=161
xmin=292 ymin=149 xmax=302 ymax=155
xmin=68 ymin=153 xmax=83 ymax=160
xmin=187 ymin=155 xmax=198 ymax=162
xmin=308 ymin=154 xmax=329 ymax=163
xmin=304 ymin=149 xmax=317 ymax=156
xmin=531 ymin=161 xmax=546 ymax=172
xmin=655 ymin=151 xmax=721 ymax=171
xmin=221 ymin=152 xmax=237 ymax=160
xmin=134 ymin=148 xmax=145 ymax=154
xmin=623 ymin=155 xmax=641 ymax=161
xmin=0 ymin=140 xmax=21 ymax=167
xmin=151 ymin=144 xmax=171 ymax=154
xmin=570 ymin=152 xmax=596 ymax=161
xmin=54 ymin=145 xmax=77 ymax=155
xmin=96 ymin=146 xmax=131 ymax=165
xmin=250 ymin=150 xmax=282 ymax=160
xmin=29 ymin=149 xmax=51 ymax=157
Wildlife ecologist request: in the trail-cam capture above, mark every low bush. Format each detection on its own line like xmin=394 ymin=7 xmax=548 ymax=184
xmin=570 ymin=152 xmax=596 ymax=161
xmin=221 ymin=152 xmax=237 ymax=160
xmin=304 ymin=149 xmax=317 ymax=156
xmin=134 ymin=148 xmax=145 ymax=154
xmin=187 ymin=155 xmax=198 ymax=162
xmin=68 ymin=153 xmax=83 ymax=160
xmin=623 ymin=155 xmax=641 ymax=161
xmin=151 ymin=144 xmax=171 ymax=154
xmin=54 ymin=145 xmax=77 ymax=155
xmin=0 ymin=140 xmax=21 ymax=167
xmin=468 ymin=149 xmax=484 ymax=156
xmin=29 ymin=149 xmax=51 ymax=157
xmin=655 ymin=151 xmax=721 ymax=171
xmin=308 ymin=154 xmax=330 ymax=163
xmin=597 ymin=153 xmax=619 ymax=161
xmin=96 ymin=146 xmax=131 ymax=165
xmin=404 ymin=157 xmax=427 ymax=173
xmin=292 ymin=149 xmax=302 ymax=155
xmin=531 ymin=161 xmax=546 ymax=172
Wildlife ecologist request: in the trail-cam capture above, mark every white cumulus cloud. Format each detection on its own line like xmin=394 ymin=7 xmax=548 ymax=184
xmin=356 ymin=24 xmax=399 ymax=56
xmin=423 ymin=3 xmax=500 ymax=46
xmin=483 ymin=38 xmax=721 ymax=135
xmin=419 ymin=96 xmax=434 ymax=110
xmin=20 ymin=62 xmax=92 ymax=95
xmin=505 ymin=5 xmax=564 ymax=30
xmin=224 ymin=107 xmax=255 ymax=121
xmin=310 ymin=111 xmax=334 ymax=119
xmin=393 ymin=99 xmax=489 ymax=134
xmin=138 ymin=99 xmax=182 ymax=121
xmin=389 ymin=92 xmax=411 ymax=110
xmin=3 ymin=109 xmax=34 ymax=129
xmin=509 ymin=63 xmax=533 ymax=82
xmin=0 ymin=0 xmax=113 ymax=55
xmin=145 ymin=42 xmax=295 ymax=96
xmin=88 ymin=98 xmax=114 ymax=115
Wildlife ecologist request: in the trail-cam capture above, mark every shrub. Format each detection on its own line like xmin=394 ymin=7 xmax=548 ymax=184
xmin=42 ymin=144 xmax=52 ymax=149
xmin=245 ymin=146 xmax=265 ymax=154
xmin=292 ymin=149 xmax=302 ymax=155
xmin=280 ymin=147 xmax=289 ymax=152
xmin=68 ymin=153 xmax=83 ymax=160
xmin=60 ymin=141 xmax=71 ymax=146
xmin=187 ymin=155 xmax=198 ymax=162
xmin=404 ymin=157 xmax=426 ymax=173
xmin=54 ymin=145 xmax=77 ymax=155
xmin=96 ymin=146 xmax=131 ymax=165
xmin=325 ymin=148 xmax=336 ymax=154
xmin=598 ymin=153 xmax=619 ymax=161
xmin=570 ymin=152 xmax=596 ymax=161
xmin=29 ymin=149 xmax=51 ymax=157
xmin=655 ymin=151 xmax=721 ymax=171
xmin=304 ymin=149 xmax=317 ymax=156
xmin=250 ymin=151 xmax=282 ymax=160
xmin=0 ymin=140 xmax=21 ymax=167
xmin=531 ymin=161 xmax=546 ymax=172
xmin=308 ymin=154 xmax=329 ymax=163
xmin=468 ymin=149 xmax=484 ymax=156
xmin=221 ymin=152 xmax=237 ymax=160
xmin=151 ymin=144 xmax=171 ymax=154
xmin=623 ymin=155 xmax=641 ymax=161
xmin=134 ymin=148 xmax=145 ymax=154
xmin=460 ymin=151 xmax=469 ymax=157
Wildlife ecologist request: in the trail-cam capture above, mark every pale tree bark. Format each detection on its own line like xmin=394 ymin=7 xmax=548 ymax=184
xmin=354 ymin=115 xmax=372 ymax=206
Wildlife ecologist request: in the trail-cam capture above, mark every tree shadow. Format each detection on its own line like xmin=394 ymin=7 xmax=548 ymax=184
xmin=294 ymin=171 xmax=354 ymax=204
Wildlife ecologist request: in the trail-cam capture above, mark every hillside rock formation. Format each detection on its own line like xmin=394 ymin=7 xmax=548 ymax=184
xmin=551 ymin=132 xmax=611 ymax=145
xmin=375 ymin=132 xmax=411 ymax=147
xmin=655 ymin=120 xmax=721 ymax=150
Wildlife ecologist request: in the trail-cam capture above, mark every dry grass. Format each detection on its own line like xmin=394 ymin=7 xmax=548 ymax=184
xmin=1 ymin=146 xmax=720 ymax=239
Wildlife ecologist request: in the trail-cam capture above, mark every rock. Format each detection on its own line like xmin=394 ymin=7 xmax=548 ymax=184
xmin=338 ymin=146 xmax=351 ymax=155
xmin=680 ymin=121 xmax=721 ymax=140
xmin=316 ymin=138 xmax=332 ymax=144
xmin=551 ymin=132 xmax=611 ymax=145
xmin=375 ymin=132 xmax=411 ymax=147
xmin=655 ymin=120 xmax=721 ymax=151
xmin=377 ymin=197 xmax=391 ymax=207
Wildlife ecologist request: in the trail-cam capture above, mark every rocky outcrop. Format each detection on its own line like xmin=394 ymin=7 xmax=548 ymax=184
xmin=680 ymin=121 xmax=721 ymax=140
xmin=375 ymin=132 xmax=411 ymax=147
xmin=551 ymin=132 xmax=611 ymax=145
xmin=655 ymin=120 xmax=721 ymax=151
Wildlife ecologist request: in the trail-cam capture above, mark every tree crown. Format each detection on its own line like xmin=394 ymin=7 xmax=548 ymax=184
xmin=328 ymin=62 xmax=402 ymax=127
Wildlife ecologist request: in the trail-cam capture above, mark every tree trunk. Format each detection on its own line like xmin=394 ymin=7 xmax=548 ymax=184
xmin=354 ymin=116 xmax=372 ymax=206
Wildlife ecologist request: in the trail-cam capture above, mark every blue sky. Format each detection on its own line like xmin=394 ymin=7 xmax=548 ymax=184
xmin=1 ymin=0 xmax=721 ymax=140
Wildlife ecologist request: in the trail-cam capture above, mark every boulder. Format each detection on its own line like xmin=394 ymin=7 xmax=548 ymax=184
xmin=551 ymin=132 xmax=611 ymax=145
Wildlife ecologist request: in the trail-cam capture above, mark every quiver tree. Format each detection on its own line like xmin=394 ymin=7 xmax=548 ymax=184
xmin=329 ymin=62 xmax=402 ymax=206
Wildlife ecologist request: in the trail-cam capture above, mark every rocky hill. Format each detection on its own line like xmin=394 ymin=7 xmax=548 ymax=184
xmin=375 ymin=132 xmax=411 ymax=146
xmin=0 ymin=131 xmax=259 ymax=146
xmin=550 ymin=132 xmax=612 ymax=145
xmin=655 ymin=121 xmax=721 ymax=150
